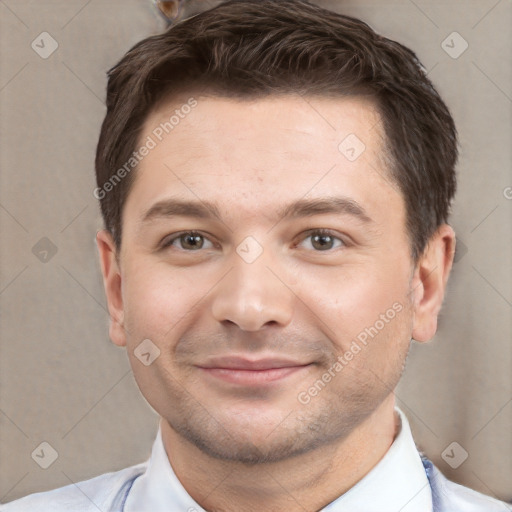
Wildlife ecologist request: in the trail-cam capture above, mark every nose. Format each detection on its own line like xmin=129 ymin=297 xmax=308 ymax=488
xmin=210 ymin=253 xmax=295 ymax=332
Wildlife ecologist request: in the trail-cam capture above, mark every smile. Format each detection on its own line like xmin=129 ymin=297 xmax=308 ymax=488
xmin=197 ymin=356 xmax=313 ymax=385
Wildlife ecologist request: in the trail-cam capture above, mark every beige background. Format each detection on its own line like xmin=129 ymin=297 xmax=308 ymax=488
xmin=1 ymin=0 xmax=511 ymax=505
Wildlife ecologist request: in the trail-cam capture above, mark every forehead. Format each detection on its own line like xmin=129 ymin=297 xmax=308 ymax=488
xmin=145 ymin=92 xmax=384 ymax=165
xmin=125 ymin=93 xmax=401 ymax=227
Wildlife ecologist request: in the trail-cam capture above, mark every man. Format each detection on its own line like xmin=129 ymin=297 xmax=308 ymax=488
xmin=3 ymin=0 xmax=510 ymax=510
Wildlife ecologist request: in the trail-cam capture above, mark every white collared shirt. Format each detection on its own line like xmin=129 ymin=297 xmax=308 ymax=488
xmin=124 ymin=407 xmax=432 ymax=512
xmin=4 ymin=408 xmax=510 ymax=511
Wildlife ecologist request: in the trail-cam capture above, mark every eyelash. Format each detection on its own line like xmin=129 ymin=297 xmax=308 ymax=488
xmin=160 ymin=229 xmax=347 ymax=252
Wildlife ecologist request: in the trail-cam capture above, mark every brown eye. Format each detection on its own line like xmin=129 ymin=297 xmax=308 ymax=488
xmin=311 ymin=233 xmax=335 ymax=250
xmin=298 ymin=230 xmax=345 ymax=252
xmin=162 ymin=232 xmax=214 ymax=251
xmin=180 ymin=233 xmax=204 ymax=250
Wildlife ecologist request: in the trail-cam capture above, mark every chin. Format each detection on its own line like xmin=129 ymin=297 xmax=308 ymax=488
xmin=169 ymin=405 xmax=353 ymax=465
xmin=178 ymin=427 xmax=317 ymax=465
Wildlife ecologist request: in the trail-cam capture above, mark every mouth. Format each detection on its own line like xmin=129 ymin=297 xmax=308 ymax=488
xmin=197 ymin=356 xmax=313 ymax=385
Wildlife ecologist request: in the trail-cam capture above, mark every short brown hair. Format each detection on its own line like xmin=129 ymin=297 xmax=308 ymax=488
xmin=95 ymin=0 xmax=457 ymax=261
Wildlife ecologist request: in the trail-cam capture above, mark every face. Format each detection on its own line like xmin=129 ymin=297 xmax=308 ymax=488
xmin=104 ymin=94 xmax=419 ymax=463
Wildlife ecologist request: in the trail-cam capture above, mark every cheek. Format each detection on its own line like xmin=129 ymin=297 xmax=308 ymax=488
xmin=292 ymin=260 xmax=411 ymax=341
xmin=121 ymin=259 xmax=198 ymax=340
xmin=291 ymin=261 xmax=413 ymax=382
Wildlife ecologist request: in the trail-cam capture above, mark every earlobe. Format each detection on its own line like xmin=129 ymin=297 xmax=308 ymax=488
xmin=96 ymin=230 xmax=127 ymax=347
xmin=411 ymin=224 xmax=455 ymax=343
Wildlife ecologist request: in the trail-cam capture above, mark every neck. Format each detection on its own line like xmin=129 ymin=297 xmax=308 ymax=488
xmin=160 ymin=395 xmax=398 ymax=512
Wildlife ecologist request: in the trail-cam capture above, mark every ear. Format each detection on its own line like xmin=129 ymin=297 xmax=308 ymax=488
xmin=411 ymin=224 xmax=456 ymax=342
xmin=96 ymin=230 xmax=126 ymax=347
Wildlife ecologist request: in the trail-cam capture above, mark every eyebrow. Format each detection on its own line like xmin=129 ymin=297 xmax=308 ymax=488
xmin=141 ymin=199 xmax=221 ymax=223
xmin=140 ymin=196 xmax=373 ymax=224
xmin=277 ymin=197 xmax=372 ymax=223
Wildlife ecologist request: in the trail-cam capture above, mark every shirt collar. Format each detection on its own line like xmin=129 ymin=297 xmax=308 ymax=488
xmin=323 ymin=407 xmax=433 ymax=511
xmin=125 ymin=408 xmax=432 ymax=512
xmin=124 ymin=426 xmax=206 ymax=512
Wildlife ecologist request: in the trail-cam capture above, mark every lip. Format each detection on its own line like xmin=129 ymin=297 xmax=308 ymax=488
xmin=197 ymin=356 xmax=312 ymax=385
xmin=200 ymin=356 xmax=310 ymax=370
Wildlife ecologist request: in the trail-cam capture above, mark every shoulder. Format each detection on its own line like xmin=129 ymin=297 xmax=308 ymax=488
xmin=421 ymin=457 xmax=511 ymax=511
xmin=1 ymin=462 xmax=148 ymax=512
